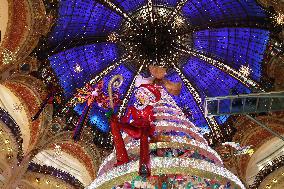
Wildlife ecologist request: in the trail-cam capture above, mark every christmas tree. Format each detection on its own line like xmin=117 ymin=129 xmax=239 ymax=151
xmin=88 ymin=87 xmax=245 ymax=189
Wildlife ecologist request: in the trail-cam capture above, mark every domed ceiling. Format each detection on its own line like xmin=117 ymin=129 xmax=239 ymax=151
xmin=46 ymin=0 xmax=270 ymax=134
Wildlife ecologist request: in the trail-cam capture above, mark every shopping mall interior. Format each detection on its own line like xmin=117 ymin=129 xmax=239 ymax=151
xmin=0 ymin=0 xmax=283 ymax=188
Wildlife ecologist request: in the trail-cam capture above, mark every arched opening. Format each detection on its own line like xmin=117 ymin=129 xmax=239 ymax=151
xmin=32 ymin=149 xmax=92 ymax=186
xmin=0 ymin=84 xmax=30 ymax=153
xmin=246 ymin=136 xmax=284 ymax=185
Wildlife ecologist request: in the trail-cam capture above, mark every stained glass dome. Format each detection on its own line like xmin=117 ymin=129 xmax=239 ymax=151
xmin=47 ymin=0 xmax=270 ymax=134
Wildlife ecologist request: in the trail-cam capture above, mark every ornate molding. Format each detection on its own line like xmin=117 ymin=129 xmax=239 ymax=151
xmin=218 ymin=114 xmax=284 ymax=181
xmin=257 ymin=0 xmax=284 ymax=13
xmin=249 ymin=155 xmax=284 ymax=189
xmin=3 ymin=81 xmax=42 ymax=147
xmin=0 ymin=107 xmax=24 ymax=162
xmin=27 ymin=162 xmax=84 ymax=189
xmin=0 ymin=0 xmax=50 ymax=72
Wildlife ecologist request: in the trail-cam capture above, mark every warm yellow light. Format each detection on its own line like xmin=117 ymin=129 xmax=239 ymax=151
xmin=46 ymin=180 xmax=50 ymax=184
xmin=272 ymin=178 xmax=277 ymax=183
xmin=266 ymin=184 xmax=271 ymax=189
xmin=4 ymin=139 xmax=9 ymax=144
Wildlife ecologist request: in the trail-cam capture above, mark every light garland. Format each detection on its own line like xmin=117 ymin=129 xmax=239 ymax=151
xmin=89 ymin=157 xmax=245 ymax=189
xmin=176 ymin=47 xmax=263 ymax=91
xmin=170 ymin=62 xmax=202 ymax=104
xmin=98 ymin=133 xmax=222 ymax=176
xmin=2 ymin=48 xmax=19 ymax=65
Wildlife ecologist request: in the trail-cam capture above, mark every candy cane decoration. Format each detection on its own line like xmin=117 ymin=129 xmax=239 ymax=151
xmin=108 ymin=75 xmax=124 ymax=109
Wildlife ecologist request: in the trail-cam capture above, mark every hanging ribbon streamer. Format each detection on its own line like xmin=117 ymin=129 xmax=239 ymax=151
xmin=73 ymin=102 xmax=93 ymax=142
xmin=31 ymin=85 xmax=60 ymax=121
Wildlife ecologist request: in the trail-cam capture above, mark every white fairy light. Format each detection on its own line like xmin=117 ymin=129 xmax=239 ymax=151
xmin=89 ymin=157 xmax=245 ymax=189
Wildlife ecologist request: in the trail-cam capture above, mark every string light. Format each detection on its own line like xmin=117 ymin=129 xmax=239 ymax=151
xmin=1 ymin=48 xmax=19 ymax=65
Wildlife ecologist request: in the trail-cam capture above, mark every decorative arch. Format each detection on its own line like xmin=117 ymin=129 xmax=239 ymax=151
xmin=0 ymin=84 xmax=30 ymax=153
xmin=2 ymin=81 xmax=43 ymax=149
xmin=246 ymin=136 xmax=284 ymax=185
xmin=0 ymin=0 xmax=49 ymax=73
xmin=232 ymin=115 xmax=284 ymax=180
xmin=32 ymin=149 xmax=92 ymax=185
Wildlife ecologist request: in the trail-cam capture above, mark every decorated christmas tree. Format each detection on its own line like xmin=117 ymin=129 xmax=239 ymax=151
xmin=87 ymin=80 xmax=245 ymax=189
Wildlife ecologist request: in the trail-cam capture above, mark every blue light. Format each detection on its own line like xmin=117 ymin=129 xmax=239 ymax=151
xmin=153 ymin=0 xmax=178 ymax=7
xmin=182 ymin=0 xmax=266 ymax=26
xmin=113 ymin=0 xmax=147 ymax=12
xmin=193 ymin=28 xmax=270 ymax=81
xmin=182 ymin=57 xmax=251 ymax=125
xmin=49 ymin=0 xmax=123 ymax=44
xmin=49 ymin=43 xmax=119 ymax=98
xmin=166 ymin=72 xmax=209 ymax=131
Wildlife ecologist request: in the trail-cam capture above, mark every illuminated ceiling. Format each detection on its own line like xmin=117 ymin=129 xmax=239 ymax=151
xmin=47 ymin=0 xmax=270 ymax=133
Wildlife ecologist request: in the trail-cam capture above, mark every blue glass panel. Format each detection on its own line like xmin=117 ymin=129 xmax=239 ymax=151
xmin=113 ymin=0 xmax=147 ymax=12
xmin=182 ymin=0 xmax=266 ymax=26
xmin=182 ymin=57 xmax=251 ymax=124
xmin=49 ymin=0 xmax=122 ymax=44
xmin=193 ymin=28 xmax=269 ymax=81
xmin=166 ymin=72 xmax=209 ymax=132
xmin=49 ymin=43 xmax=119 ymax=98
xmin=153 ymin=0 xmax=178 ymax=7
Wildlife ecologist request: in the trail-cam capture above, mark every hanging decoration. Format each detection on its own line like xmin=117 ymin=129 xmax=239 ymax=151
xmin=149 ymin=65 xmax=182 ymax=96
xmin=74 ymin=63 xmax=83 ymax=73
xmin=239 ymin=65 xmax=252 ymax=77
xmin=222 ymin=142 xmax=254 ymax=156
xmin=271 ymin=12 xmax=284 ymax=26
xmin=70 ymin=76 xmax=122 ymax=142
xmin=31 ymin=84 xmax=61 ymax=121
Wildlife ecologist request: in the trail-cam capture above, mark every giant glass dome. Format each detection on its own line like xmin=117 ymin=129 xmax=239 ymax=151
xmin=47 ymin=0 xmax=270 ymax=135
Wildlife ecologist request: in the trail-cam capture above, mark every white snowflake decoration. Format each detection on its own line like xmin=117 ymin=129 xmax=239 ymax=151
xmin=74 ymin=63 xmax=83 ymax=73
xmin=239 ymin=65 xmax=251 ymax=77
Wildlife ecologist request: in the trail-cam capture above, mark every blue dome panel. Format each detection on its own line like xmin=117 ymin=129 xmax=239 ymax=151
xmin=182 ymin=57 xmax=251 ymax=125
xmin=49 ymin=0 xmax=123 ymax=44
xmin=49 ymin=43 xmax=119 ymax=98
xmin=182 ymin=0 xmax=266 ymax=26
xmin=153 ymin=0 xmax=178 ymax=7
xmin=193 ymin=28 xmax=270 ymax=81
xmin=113 ymin=0 xmax=147 ymax=12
